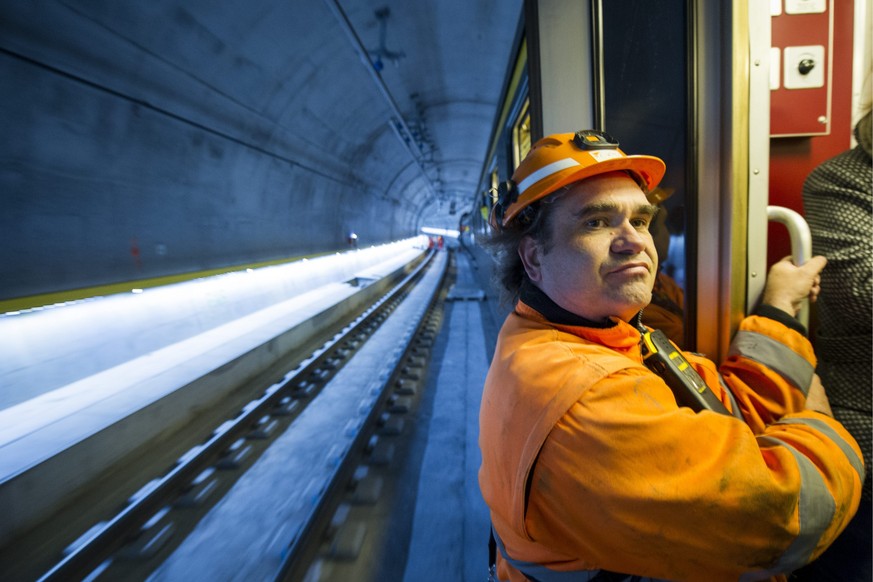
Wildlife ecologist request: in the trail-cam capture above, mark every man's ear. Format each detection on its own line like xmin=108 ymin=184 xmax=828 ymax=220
xmin=518 ymin=236 xmax=543 ymax=283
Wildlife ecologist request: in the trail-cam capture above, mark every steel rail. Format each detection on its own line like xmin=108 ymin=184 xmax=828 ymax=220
xmin=274 ymin=250 xmax=449 ymax=581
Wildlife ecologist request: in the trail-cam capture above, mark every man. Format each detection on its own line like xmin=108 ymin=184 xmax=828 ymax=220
xmin=478 ymin=130 xmax=864 ymax=582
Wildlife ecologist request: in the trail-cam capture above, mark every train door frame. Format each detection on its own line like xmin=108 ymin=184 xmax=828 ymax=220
xmin=695 ymin=0 xmax=776 ymax=361
xmin=692 ymin=0 xmax=773 ymax=362
xmin=694 ymin=0 xmax=739 ymax=362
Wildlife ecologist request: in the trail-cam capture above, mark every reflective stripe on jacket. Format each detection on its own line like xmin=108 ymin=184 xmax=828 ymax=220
xmin=478 ymin=300 xmax=864 ymax=582
xmin=493 ymin=527 xmax=665 ymax=582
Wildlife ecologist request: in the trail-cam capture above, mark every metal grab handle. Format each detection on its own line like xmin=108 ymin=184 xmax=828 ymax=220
xmin=766 ymin=205 xmax=812 ymax=329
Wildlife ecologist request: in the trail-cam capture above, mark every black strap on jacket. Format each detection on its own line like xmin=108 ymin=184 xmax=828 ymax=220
xmin=489 ymin=528 xmax=497 ymax=580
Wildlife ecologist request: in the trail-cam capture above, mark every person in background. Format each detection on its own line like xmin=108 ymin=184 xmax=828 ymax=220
xmin=794 ymin=94 xmax=872 ymax=581
xmin=478 ymin=130 xmax=864 ymax=582
xmin=641 ymin=187 xmax=685 ymax=347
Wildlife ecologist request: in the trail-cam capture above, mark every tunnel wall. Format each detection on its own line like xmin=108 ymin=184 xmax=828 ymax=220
xmin=0 ymin=4 xmax=419 ymax=301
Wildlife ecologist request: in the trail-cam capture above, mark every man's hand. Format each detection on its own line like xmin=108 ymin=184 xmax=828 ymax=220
xmin=761 ymin=255 xmax=827 ymax=317
xmin=805 ymin=373 xmax=833 ymax=417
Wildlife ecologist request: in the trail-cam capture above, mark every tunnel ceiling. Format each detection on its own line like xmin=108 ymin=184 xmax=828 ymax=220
xmin=78 ymin=0 xmax=523 ymax=230
xmin=288 ymin=0 xmax=524 ymax=228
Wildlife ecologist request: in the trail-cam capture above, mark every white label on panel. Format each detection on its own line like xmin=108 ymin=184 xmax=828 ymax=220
xmin=783 ymin=45 xmax=825 ymax=89
xmin=771 ymin=0 xmax=783 ymax=16
xmin=785 ymin=0 xmax=826 ymax=14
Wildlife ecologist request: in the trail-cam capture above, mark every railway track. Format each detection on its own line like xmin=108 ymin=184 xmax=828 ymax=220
xmin=3 ymin=249 xmax=452 ymax=581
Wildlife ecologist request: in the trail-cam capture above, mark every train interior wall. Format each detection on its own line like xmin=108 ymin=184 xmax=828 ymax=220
xmin=768 ymin=0 xmax=863 ymax=267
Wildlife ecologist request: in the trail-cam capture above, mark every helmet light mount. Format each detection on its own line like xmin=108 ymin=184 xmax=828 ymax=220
xmin=490 ymin=180 xmax=519 ymax=229
xmin=572 ymin=129 xmax=620 ymax=150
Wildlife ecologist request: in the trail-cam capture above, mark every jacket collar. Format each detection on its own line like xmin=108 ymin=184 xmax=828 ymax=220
xmin=518 ymin=277 xmax=616 ymax=329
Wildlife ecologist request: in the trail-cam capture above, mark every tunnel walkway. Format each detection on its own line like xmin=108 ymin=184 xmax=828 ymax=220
xmin=399 ymin=249 xmax=493 ymax=581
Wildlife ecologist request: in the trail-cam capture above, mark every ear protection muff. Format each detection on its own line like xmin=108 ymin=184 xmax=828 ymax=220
xmin=489 ymin=179 xmax=519 ymax=230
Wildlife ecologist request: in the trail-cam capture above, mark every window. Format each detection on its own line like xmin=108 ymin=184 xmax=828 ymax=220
xmin=512 ymin=99 xmax=531 ymax=169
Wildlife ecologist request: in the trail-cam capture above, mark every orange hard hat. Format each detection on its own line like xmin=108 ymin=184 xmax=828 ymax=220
xmin=491 ymin=130 xmax=666 ymax=229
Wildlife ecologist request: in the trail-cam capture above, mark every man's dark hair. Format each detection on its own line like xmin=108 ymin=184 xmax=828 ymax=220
xmin=482 ymin=200 xmax=558 ymax=307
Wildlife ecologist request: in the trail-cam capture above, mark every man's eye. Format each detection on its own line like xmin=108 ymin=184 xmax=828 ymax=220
xmin=631 ymin=218 xmax=651 ymax=229
xmin=585 ymin=217 xmax=608 ymax=228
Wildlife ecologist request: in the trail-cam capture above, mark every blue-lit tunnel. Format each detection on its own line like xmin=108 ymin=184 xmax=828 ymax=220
xmin=1 ymin=0 xmax=522 ymax=301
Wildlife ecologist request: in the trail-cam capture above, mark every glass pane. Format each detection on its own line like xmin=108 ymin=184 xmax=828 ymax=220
xmin=601 ymin=0 xmax=693 ymax=349
xmin=513 ymin=99 xmax=532 ymax=168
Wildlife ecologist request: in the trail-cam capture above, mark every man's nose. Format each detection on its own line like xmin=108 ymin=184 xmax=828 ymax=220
xmin=611 ymin=221 xmax=648 ymax=254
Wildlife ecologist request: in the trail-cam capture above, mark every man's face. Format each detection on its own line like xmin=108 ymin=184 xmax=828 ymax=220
xmin=519 ymin=172 xmax=659 ymax=323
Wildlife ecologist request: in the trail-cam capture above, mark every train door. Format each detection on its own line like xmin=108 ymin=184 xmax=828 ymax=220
xmin=523 ymin=0 xmax=784 ymax=360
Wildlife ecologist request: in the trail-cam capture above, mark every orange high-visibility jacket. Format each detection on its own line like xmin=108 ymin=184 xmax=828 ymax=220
xmin=479 ymin=299 xmax=864 ymax=582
